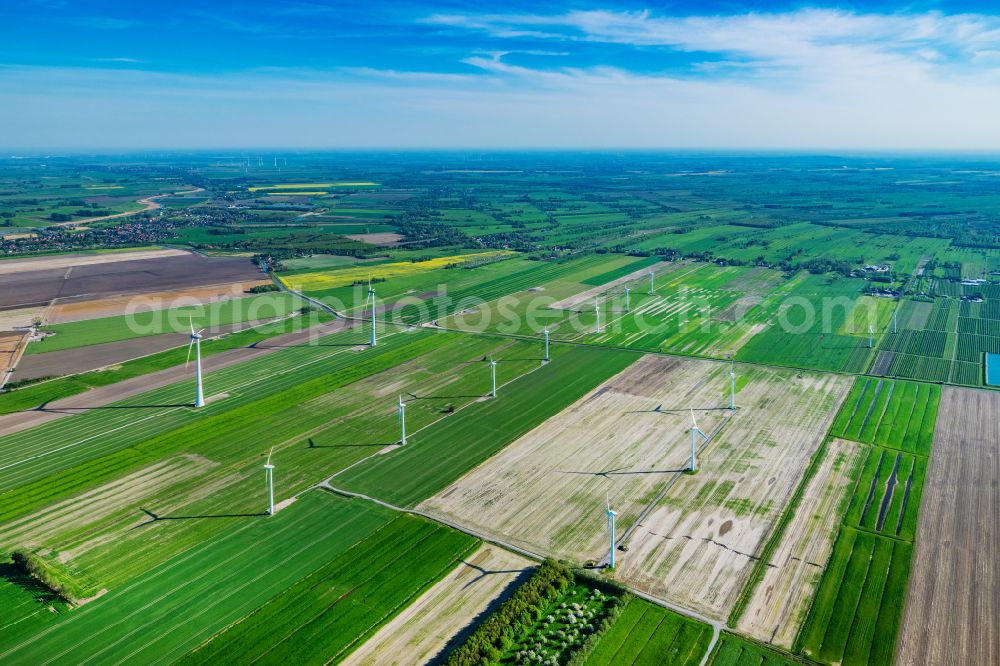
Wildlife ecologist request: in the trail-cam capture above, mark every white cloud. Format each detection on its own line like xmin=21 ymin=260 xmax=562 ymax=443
xmin=5 ymin=8 xmax=1000 ymax=149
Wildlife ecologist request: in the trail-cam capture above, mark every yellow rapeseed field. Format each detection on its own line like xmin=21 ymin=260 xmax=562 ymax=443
xmin=279 ymin=251 xmax=513 ymax=291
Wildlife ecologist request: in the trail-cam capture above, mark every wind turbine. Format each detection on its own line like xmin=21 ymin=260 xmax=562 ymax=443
xmin=624 ymin=286 xmax=630 ymax=313
xmin=489 ymin=356 xmax=497 ymax=397
xmin=868 ymin=318 xmax=874 ymax=348
xmin=648 ymin=269 xmax=655 ymax=295
xmin=594 ymin=297 xmax=601 ymax=334
xmin=186 ymin=319 xmax=205 ymax=408
xmin=397 ymin=395 xmax=407 ymax=445
xmin=689 ymin=409 xmax=709 ymax=472
xmin=543 ymin=328 xmax=550 ymax=362
xmin=892 ymin=310 xmax=898 ymax=334
xmin=365 ymin=277 xmax=376 ymax=347
xmin=606 ymin=493 xmax=617 ymax=569
xmin=264 ymin=448 xmax=275 ymax=516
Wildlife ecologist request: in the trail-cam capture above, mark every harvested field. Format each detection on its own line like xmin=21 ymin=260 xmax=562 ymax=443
xmin=420 ymin=355 xmax=735 ymax=563
xmin=0 ymin=252 xmax=264 ymax=311
xmin=421 ymin=355 xmax=848 ymax=623
xmin=896 ymin=386 xmax=1000 ymax=666
xmin=615 ymin=366 xmax=850 ymax=621
xmin=46 ymin=283 xmax=269 ymax=324
xmin=736 ymin=438 xmax=865 ymax=648
xmin=345 ymin=232 xmax=404 ymax=246
xmin=341 ymin=545 xmax=533 ymax=666
xmin=0 ymin=307 xmax=46 ymax=330
xmin=0 ymin=248 xmax=187 ymax=275
xmin=14 ymin=321 xmax=269 ymax=381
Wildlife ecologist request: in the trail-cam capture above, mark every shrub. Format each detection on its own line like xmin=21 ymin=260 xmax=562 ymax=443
xmin=446 ymin=559 xmax=573 ymax=666
xmin=10 ymin=549 xmax=97 ymax=604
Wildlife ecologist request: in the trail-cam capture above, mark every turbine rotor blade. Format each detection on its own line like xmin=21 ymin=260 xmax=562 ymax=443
xmin=185 ymin=339 xmax=194 ymax=368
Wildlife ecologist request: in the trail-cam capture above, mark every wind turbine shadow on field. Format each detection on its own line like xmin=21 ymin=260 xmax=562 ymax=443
xmin=34 ymin=402 xmax=189 ymax=413
xmin=459 ymin=560 xmax=533 ymax=590
xmin=306 ymin=437 xmax=384 ymax=449
xmin=624 ymin=405 xmax=729 ymax=415
xmin=132 ymin=507 xmax=267 ymax=528
xmin=427 ymin=569 xmax=532 ymax=665
xmin=403 ymin=392 xmax=483 ymax=401
xmin=557 ymin=466 xmax=689 ymax=477
xmin=249 ymin=341 xmax=364 ymax=349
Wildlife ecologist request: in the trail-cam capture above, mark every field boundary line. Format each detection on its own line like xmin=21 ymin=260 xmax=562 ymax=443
xmin=318 ymin=355 xmax=552 ymax=485
xmin=318 ymin=483 xmax=724 ymax=632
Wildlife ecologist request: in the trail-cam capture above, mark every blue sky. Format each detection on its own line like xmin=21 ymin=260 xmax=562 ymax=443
xmin=3 ymin=0 xmax=1000 ymax=149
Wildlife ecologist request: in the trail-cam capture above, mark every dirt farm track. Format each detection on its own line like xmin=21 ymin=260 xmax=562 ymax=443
xmin=896 ymin=386 xmax=1000 ymax=666
xmin=0 ymin=251 xmax=265 ymax=311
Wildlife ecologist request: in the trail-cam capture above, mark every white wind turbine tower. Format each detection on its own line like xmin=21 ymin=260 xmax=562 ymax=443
xmin=365 ymin=277 xmax=377 ymax=347
xmin=594 ymin=297 xmax=601 ymax=334
xmin=648 ymin=269 xmax=655 ymax=295
xmin=868 ymin=318 xmax=874 ymax=348
xmin=264 ymin=448 xmax=275 ymax=516
xmin=543 ymin=328 xmax=550 ymax=362
xmin=397 ymin=395 xmax=407 ymax=445
xmin=624 ymin=286 xmax=630 ymax=313
xmin=489 ymin=356 xmax=497 ymax=397
xmin=186 ymin=319 xmax=205 ymax=408
xmin=606 ymin=492 xmax=617 ymax=569
xmin=892 ymin=310 xmax=897 ymax=334
xmin=689 ymin=409 xmax=709 ymax=472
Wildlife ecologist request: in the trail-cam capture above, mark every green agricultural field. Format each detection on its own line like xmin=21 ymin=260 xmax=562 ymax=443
xmin=180 ymin=509 xmax=476 ymax=665
xmin=876 ymin=294 xmax=1000 ymax=386
xmin=0 ymin=314 xmax=328 ymax=415
xmin=796 ymin=528 xmax=912 ymax=666
xmin=793 ymin=375 xmax=940 ymax=666
xmin=737 ymin=274 xmax=891 ymax=373
xmin=0 ymin=331 xmax=547 ymax=592
xmin=442 ymin=259 xmax=794 ymax=359
xmin=335 ymin=345 xmax=639 ymax=506
xmin=829 ymin=377 xmax=939 ymax=455
xmin=0 ymin=492 xmax=471 ymax=664
xmin=26 ymin=293 xmax=301 ymax=355
xmin=842 ymin=446 xmax=927 ymax=540
xmin=707 ymin=633 xmax=806 ymax=666
xmin=583 ymin=597 xmax=713 ymax=666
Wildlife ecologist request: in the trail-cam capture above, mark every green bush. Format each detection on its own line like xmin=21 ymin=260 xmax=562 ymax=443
xmin=446 ymin=559 xmax=573 ymax=666
xmin=10 ymin=549 xmax=97 ymax=604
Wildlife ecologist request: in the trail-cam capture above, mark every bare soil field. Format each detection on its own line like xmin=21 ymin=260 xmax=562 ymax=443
xmin=615 ymin=367 xmax=848 ymax=620
xmin=896 ymin=386 xmax=1000 ymax=666
xmin=0 ymin=252 xmax=264 ymax=311
xmin=14 ymin=332 xmax=188 ymax=382
xmin=0 ymin=307 xmax=46 ymax=330
xmin=422 ymin=356 xmax=742 ymax=563
xmin=0 ymin=248 xmax=187 ymax=275
xmin=340 ymin=545 xmax=534 ymax=666
xmin=0 ymin=332 xmax=26 ymax=379
xmin=47 ymin=283 xmax=269 ymax=324
xmin=736 ymin=438 xmax=865 ymax=648
xmin=345 ymin=232 xmax=404 ymax=246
